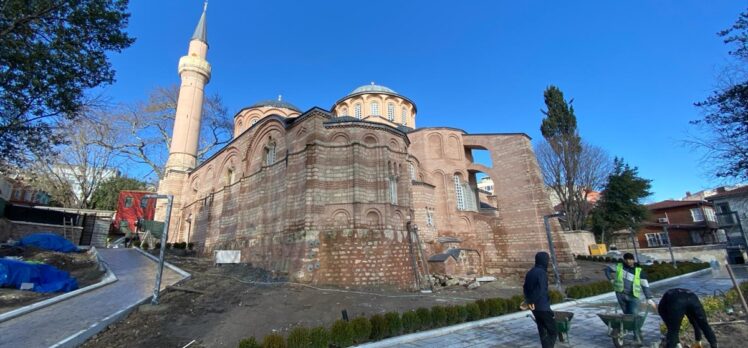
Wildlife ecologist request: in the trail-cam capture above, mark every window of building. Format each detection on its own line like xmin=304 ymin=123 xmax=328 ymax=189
xmin=454 ymin=175 xmax=465 ymax=210
xmin=691 ymin=207 xmax=705 ymax=222
xmin=341 ymin=107 xmax=348 ymax=116
xmin=389 ymin=177 xmax=398 ymax=205
xmin=716 ymin=203 xmax=734 ymax=225
xmin=225 ymin=168 xmax=235 ymax=185
xmin=703 ymin=207 xmax=717 ymax=222
xmin=387 ymin=103 xmax=394 ymax=121
xmin=265 ymin=143 xmax=276 ymax=165
xmin=354 ymin=104 xmax=362 ymax=119
xmin=401 ymin=107 xmax=407 ymax=125
xmin=124 ymin=196 xmax=133 ymax=208
xmin=645 ymin=232 xmax=670 ymax=247
xmin=371 ymin=102 xmax=379 ymax=116
xmin=409 ymin=163 xmax=416 ymax=180
xmin=426 ymin=208 xmax=434 ymax=227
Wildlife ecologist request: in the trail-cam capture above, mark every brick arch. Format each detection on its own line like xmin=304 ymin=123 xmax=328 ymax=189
xmin=329 ymin=132 xmax=350 ymax=145
xmin=392 ymin=210 xmax=405 ymax=230
xmin=331 ymin=209 xmax=351 ymax=227
xmin=447 ymin=135 xmax=461 ymax=160
xmin=388 ymin=138 xmax=400 ymax=152
xmin=246 ymin=121 xmax=286 ymax=173
xmin=427 ymin=133 xmax=443 ymax=159
xmin=365 ymin=209 xmax=381 ymax=226
xmin=363 ymin=133 xmax=379 ymax=145
xmin=218 ymin=147 xmax=240 ymax=186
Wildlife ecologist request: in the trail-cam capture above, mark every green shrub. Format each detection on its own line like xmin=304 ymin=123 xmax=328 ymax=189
xmin=261 ymin=333 xmax=286 ymax=348
xmin=369 ymin=314 xmax=388 ymax=340
xmin=141 ymin=242 xmax=150 ymax=249
xmin=350 ymin=317 xmax=372 ymax=344
xmin=166 ymin=242 xmax=172 ymax=249
xmin=549 ymin=290 xmax=564 ymax=304
xmin=431 ymin=306 xmax=447 ymax=327
xmin=465 ymin=303 xmax=481 ymax=321
xmin=445 ymin=305 xmax=460 ymax=325
xmin=487 ymin=298 xmax=504 ymax=316
xmin=238 ymin=337 xmax=261 ymax=348
xmin=384 ymin=312 xmax=402 ymax=337
xmin=330 ymin=319 xmax=354 ymax=347
xmin=457 ymin=305 xmax=469 ymax=322
xmin=475 ymin=299 xmax=489 ymax=318
xmin=415 ymin=307 xmax=431 ymax=330
xmin=308 ymin=327 xmax=330 ymax=348
xmin=401 ymin=311 xmax=420 ymax=333
xmin=154 ymin=242 xmax=161 ymax=249
xmin=508 ymin=295 xmax=525 ymax=313
xmin=286 ymin=327 xmax=310 ymax=348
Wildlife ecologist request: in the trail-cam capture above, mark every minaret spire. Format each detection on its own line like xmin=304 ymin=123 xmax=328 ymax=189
xmin=191 ymin=1 xmax=208 ymax=44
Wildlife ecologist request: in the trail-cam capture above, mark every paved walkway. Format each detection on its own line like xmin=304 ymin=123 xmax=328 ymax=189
xmin=0 ymin=248 xmax=187 ymax=348
xmin=363 ymin=266 xmax=748 ymax=348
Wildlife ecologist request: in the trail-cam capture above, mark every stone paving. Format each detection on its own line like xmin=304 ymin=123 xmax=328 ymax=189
xmin=363 ymin=266 xmax=748 ymax=348
xmin=0 ymin=248 xmax=187 ymax=348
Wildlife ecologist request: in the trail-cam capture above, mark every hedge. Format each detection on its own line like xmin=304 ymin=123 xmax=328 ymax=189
xmin=236 ymin=261 xmax=711 ymax=347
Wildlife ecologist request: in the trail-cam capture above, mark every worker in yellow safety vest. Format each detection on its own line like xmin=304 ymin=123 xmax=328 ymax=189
xmin=604 ymin=253 xmax=656 ymax=314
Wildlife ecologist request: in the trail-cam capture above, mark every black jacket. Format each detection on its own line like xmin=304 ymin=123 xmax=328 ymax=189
xmin=524 ymin=252 xmax=552 ymax=311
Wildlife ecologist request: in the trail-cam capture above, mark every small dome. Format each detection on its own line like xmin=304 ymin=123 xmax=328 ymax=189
xmin=349 ymin=82 xmax=397 ymax=95
xmin=249 ymin=98 xmax=301 ymax=112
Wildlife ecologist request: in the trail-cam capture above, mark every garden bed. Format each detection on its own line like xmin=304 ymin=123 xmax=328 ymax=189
xmin=0 ymin=247 xmax=105 ymax=313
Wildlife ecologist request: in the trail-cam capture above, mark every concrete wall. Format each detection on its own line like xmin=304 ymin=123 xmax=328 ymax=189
xmin=563 ymin=230 xmax=597 ymax=256
xmin=620 ymin=244 xmax=728 ymax=262
xmin=0 ymin=219 xmax=82 ymax=245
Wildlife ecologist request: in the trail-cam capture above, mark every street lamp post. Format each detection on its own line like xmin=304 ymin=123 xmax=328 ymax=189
xmin=141 ymin=194 xmax=173 ymax=305
xmin=542 ymin=212 xmax=564 ymax=292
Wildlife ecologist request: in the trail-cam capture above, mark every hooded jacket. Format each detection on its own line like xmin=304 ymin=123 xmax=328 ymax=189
xmin=523 ymin=252 xmax=552 ymax=311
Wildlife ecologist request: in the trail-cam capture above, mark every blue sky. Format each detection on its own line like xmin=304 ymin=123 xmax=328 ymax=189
xmin=101 ymin=0 xmax=746 ymax=202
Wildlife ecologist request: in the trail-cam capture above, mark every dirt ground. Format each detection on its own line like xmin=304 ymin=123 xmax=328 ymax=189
xmin=0 ymin=246 xmax=105 ymax=313
xmin=81 ymin=257 xmax=610 ymax=348
xmin=676 ymin=310 xmax=748 ymax=348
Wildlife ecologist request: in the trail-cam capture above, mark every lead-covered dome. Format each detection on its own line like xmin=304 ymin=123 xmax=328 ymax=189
xmin=349 ymin=83 xmax=397 ymax=95
xmin=232 ymin=96 xmax=301 ymax=138
xmin=333 ymin=82 xmax=417 ymax=129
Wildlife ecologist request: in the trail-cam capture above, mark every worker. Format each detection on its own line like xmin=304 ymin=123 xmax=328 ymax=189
xmin=658 ymin=288 xmax=718 ymax=348
xmin=523 ymin=251 xmax=557 ymax=348
xmin=604 ymin=252 xmax=656 ymax=314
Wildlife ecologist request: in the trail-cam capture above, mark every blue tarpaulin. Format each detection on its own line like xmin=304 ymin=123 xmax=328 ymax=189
xmin=0 ymin=258 xmax=78 ymax=293
xmin=17 ymin=233 xmax=79 ymax=253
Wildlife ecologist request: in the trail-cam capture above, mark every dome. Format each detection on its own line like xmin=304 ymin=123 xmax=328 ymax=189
xmin=349 ymin=82 xmax=397 ymax=96
xmin=249 ymin=97 xmax=301 ymax=112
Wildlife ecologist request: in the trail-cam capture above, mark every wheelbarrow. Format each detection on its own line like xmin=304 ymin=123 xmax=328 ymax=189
xmin=528 ymin=311 xmax=575 ymax=344
xmin=596 ymin=305 xmax=650 ymax=348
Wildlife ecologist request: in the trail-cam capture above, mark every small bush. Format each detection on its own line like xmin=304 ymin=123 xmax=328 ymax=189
xmin=445 ymin=305 xmax=461 ymax=325
xmin=475 ymin=299 xmax=489 ymax=319
xmin=549 ymin=290 xmax=564 ymax=304
xmin=431 ymin=305 xmax=447 ymax=327
xmin=188 ymin=242 xmax=195 ymax=250
xmin=508 ymin=295 xmax=525 ymax=313
xmin=350 ymin=317 xmax=372 ymax=344
xmin=261 ymin=333 xmax=286 ymax=348
xmin=286 ymin=327 xmax=310 ymax=348
xmin=308 ymin=327 xmax=330 ymax=348
xmin=369 ymin=314 xmax=388 ymax=340
xmin=457 ymin=305 xmax=469 ymax=322
xmin=166 ymin=242 xmax=172 ymax=249
xmin=141 ymin=242 xmax=150 ymax=250
xmin=239 ymin=337 xmax=261 ymax=348
xmin=487 ymin=298 xmax=503 ymax=316
xmin=401 ymin=311 xmax=420 ymax=333
xmin=465 ymin=303 xmax=481 ymax=321
xmin=384 ymin=311 xmax=402 ymax=337
xmin=330 ymin=319 xmax=354 ymax=347
xmin=416 ymin=307 xmax=431 ymax=330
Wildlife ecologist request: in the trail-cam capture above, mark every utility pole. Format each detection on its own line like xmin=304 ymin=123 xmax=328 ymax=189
xmin=542 ymin=212 xmax=564 ymax=292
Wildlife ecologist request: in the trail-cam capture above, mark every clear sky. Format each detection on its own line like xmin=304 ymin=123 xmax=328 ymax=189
xmin=101 ymin=0 xmax=746 ymax=202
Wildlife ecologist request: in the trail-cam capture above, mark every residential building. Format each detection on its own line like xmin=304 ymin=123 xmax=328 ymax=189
xmin=636 ymin=200 xmax=722 ymax=248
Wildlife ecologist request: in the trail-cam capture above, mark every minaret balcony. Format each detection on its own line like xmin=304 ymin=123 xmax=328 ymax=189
xmin=178 ymin=55 xmax=211 ymax=80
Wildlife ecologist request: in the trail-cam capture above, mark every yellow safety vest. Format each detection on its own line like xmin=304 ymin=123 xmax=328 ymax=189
xmin=614 ymin=263 xmax=642 ymax=298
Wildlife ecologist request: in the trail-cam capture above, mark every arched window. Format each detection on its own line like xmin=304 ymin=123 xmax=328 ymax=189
xmin=454 ymin=175 xmax=465 ymax=210
xmin=340 ymin=107 xmax=348 ymax=116
xmin=354 ymin=104 xmax=362 ymax=119
xmin=409 ymin=162 xmax=416 ymax=180
xmin=426 ymin=208 xmax=434 ymax=227
xmin=371 ymin=102 xmax=379 ymax=116
xmin=387 ymin=103 xmax=395 ymax=121
xmin=225 ymin=168 xmax=235 ymax=185
xmin=265 ymin=143 xmax=276 ymax=165
xmin=389 ymin=176 xmax=398 ymax=205
xmin=401 ymin=107 xmax=407 ymax=125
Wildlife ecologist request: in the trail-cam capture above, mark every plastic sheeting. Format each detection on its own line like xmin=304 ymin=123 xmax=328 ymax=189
xmin=17 ymin=233 xmax=79 ymax=253
xmin=0 ymin=258 xmax=78 ymax=293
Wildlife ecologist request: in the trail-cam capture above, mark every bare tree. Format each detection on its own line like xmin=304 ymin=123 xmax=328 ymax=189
xmin=26 ymin=114 xmax=120 ymax=208
xmin=97 ymin=85 xmax=231 ymax=182
xmin=535 ymin=140 xmax=612 ymax=230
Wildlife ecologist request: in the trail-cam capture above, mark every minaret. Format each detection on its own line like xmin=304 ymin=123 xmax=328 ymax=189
xmin=165 ymin=2 xmax=211 ymax=172
xmin=156 ymin=2 xmax=211 ymax=240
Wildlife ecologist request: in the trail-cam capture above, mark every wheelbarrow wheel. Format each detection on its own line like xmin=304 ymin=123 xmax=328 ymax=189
xmin=611 ymin=329 xmax=624 ymax=348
